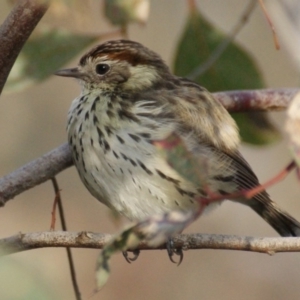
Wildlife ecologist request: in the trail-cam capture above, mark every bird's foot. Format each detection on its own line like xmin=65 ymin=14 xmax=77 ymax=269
xmin=122 ymin=249 xmax=140 ymax=263
xmin=166 ymin=238 xmax=183 ymax=266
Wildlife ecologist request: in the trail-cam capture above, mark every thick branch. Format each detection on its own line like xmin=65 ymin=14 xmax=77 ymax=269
xmin=1 ymin=231 xmax=300 ymax=255
xmin=0 ymin=0 xmax=49 ymax=94
xmin=0 ymin=89 xmax=298 ymax=205
xmin=0 ymin=143 xmax=73 ymax=206
xmin=214 ymin=88 xmax=300 ymax=112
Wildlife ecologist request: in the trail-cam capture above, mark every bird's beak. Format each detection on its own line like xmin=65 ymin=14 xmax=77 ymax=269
xmin=54 ymin=67 xmax=83 ymax=79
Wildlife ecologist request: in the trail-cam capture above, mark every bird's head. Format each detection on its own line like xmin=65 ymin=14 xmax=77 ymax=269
xmin=55 ymin=39 xmax=171 ymax=92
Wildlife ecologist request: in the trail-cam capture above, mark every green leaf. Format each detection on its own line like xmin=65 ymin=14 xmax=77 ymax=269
xmin=173 ymin=10 xmax=280 ymax=145
xmin=6 ymin=28 xmax=98 ymax=92
xmin=95 ymin=209 xmax=198 ymax=290
xmin=96 ymin=226 xmax=141 ymax=290
xmin=0 ymin=249 xmax=57 ymax=299
xmin=232 ymin=111 xmax=280 ymax=145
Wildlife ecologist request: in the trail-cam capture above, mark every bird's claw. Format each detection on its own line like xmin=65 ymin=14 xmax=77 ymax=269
xmin=122 ymin=249 xmax=140 ymax=263
xmin=166 ymin=239 xmax=184 ymax=266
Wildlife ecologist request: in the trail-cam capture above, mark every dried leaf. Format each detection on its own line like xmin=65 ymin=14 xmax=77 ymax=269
xmin=286 ymin=92 xmax=300 ymax=166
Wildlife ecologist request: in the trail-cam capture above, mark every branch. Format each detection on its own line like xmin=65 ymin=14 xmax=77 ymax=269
xmin=2 ymin=231 xmax=300 ymax=255
xmin=0 ymin=89 xmax=298 ymax=206
xmin=0 ymin=0 xmax=50 ymax=94
xmin=0 ymin=143 xmax=73 ymax=206
xmin=214 ymin=88 xmax=300 ymax=112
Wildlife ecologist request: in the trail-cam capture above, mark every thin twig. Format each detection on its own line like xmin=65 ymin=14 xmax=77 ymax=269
xmin=0 ymin=0 xmax=50 ymax=94
xmin=187 ymin=0 xmax=197 ymax=12
xmin=187 ymin=0 xmax=257 ymax=80
xmin=51 ymin=178 xmax=67 ymax=230
xmin=50 ymin=186 xmax=59 ymax=231
xmin=194 ymin=160 xmax=297 ymax=204
xmin=51 ymin=178 xmax=81 ymax=300
xmin=246 ymin=161 xmax=296 ymax=198
xmin=258 ymin=0 xmax=280 ymax=50
xmin=1 ymin=231 xmax=300 ymax=255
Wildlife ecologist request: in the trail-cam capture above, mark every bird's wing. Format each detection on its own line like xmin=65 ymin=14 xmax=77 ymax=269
xmin=168 ymin=79 xmax=262 ymax=192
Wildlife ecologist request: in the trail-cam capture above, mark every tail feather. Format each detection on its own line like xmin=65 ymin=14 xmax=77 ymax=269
xmin=249 ymin=191 xmax=300 ymax=237
xmin=228 ymin=151 xmax=300 ymax=237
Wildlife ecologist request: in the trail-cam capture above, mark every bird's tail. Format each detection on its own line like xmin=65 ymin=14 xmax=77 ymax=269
xmin=248 ymin=191 xmax=300 ymax=237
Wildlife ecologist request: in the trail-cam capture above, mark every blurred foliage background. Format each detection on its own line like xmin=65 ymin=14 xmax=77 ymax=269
xmin=1 ymin=0 xmax=300 ymax=299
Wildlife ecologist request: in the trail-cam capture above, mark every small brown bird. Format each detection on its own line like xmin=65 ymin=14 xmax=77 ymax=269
xmin=56 ymin=39 xmax=300 ymax=237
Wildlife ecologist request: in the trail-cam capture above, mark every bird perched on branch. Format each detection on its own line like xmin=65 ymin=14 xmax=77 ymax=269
xmin=56 ymin=39 xmax=300 ymax=239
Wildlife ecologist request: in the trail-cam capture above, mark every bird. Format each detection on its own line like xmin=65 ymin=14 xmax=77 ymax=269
xmin=55 ymin=39 xmax=300 ymax=239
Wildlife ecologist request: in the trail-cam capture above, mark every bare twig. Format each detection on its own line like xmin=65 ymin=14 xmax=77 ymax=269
xmin=51 ymin=178 xmax=82 ymax=300
xmin=0 ymin=89 xmax=298 ymax=206
xmin=1 ymin=231 xmax=300 ymax=255
xmin=0 ymin=143 xmax=73 ymax=206
xmin=51 ymin=178 xmax=64 ymax=230
xmin=50 ymin=186 xmax=59 ymax=231
xmin=0 ymin=0 xmax=50 ymax=94
xmin=246 ymin=161 xmax=296 ymax=198
xmin=258 ymin=0 xmax=280 ymax=50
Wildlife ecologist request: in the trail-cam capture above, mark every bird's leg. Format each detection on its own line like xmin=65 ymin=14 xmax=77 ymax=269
xmin=166 ymin=238 xmax=183 ymax=266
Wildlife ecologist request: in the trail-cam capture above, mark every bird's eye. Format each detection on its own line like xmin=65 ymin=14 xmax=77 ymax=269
xmin=95 ymin=63 xmax=110 ymax=75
